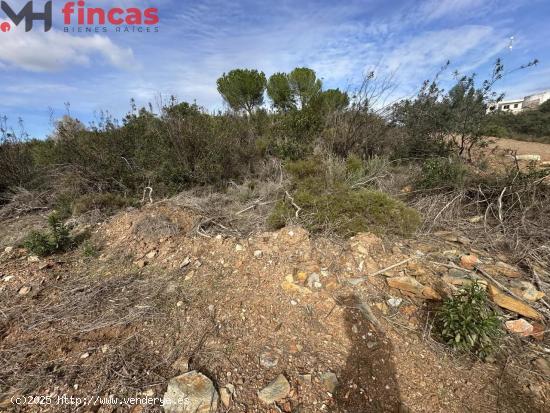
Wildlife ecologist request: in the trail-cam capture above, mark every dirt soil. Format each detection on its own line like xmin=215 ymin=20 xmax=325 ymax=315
xmin=487 ymin=136 xmax=550 ymax=161
xmin=0 ymin=202 xmax=548 ymax=412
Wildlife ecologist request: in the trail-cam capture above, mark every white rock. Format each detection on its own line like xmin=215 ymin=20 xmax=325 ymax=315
xmin=515 ymin=154 xmax=541 ymax=161
xmin=253 ymin=250 xmax=263 ymax=258
xmin=27 ymin=256 xmax=40 ymax=262
xmin=387 ymin=297 xmax=403 ymax=307
xmin=235 ymin=244 xmax=244 ymax=252
xmin=307 ymin=273 xmax=321 ymax=289
xmin=4 ymin=246 xmax=13 ymax=253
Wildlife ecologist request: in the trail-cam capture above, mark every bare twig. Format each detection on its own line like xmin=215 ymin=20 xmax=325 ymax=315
xmin=285 ymin=191 xmax=301 ymax=218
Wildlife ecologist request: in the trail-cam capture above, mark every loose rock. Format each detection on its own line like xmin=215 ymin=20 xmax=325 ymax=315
xmin=163 ymin=371 xmax=218 ymax=413
xmin=505 ymin=319 xmax=534 ymax=337
xmin=259 ymin=350 xmax=279 ymax=369
xmin=180 ymin=257 xmax=191 ymax=268
xmin=460 ymin=254 xmax=479 ymax=270
xmin=18 ymin=286 xmax=31 ymax=295
xmin=488 ymin=285 xmax=543 ymax=320
xmin=482 ymin=261 xmax=521 ymax=278
xmin=258 ymin=374 xmax=290 ymax=404
xmin=387 ymin=297 xmax=403 ymax=307
xmin=387 ymin=276 xmax=441 ymax=300
xmin=510 ymin=281 xmax=545 ymax=302
xmin=219 ymin=387 xmax=231 ymax=408
xmin=320 ymin=372 xmax=338 ymax=394
xmin=350 ymin=233 xmax=383 ymax=257
xmin=307 ymin=273 xmax=322 ymax=289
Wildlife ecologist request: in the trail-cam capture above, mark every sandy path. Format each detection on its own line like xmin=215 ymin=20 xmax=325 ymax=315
xmin=487 ymin=137 xmax=550 ymax=161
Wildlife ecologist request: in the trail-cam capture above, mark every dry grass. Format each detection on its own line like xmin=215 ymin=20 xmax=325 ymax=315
xmin=0 ymin=270 xmax=188 ymax=407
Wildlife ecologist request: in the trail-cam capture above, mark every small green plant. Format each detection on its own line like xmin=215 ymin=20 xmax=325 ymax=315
xmin=23 ymin=231 xmax=56 ymax=257
xmin=81 ymin=241 xmax=99 ymax=258
xmin=23 ymin=212 xmax=72 ymax=257
xmin=435 ymin=282 xmax=503 ymax=359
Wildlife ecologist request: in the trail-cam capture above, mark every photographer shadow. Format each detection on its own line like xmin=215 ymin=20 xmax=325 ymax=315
xmin=332 ymin=295 xmax=407 ymax=413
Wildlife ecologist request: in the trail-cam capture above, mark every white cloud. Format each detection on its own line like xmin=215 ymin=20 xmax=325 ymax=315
xmin=0 ymin=19 xmax=136 ymax=72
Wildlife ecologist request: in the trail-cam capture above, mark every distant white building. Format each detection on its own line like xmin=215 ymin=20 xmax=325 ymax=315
xmin=488 ymin=89 xmax=550 ymax=114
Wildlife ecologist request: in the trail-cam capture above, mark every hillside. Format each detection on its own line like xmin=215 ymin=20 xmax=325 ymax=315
xmin=1 ymin=64 xmax=550 ymax=413
xmin=0 ymin=193 xmax=548 ymax=412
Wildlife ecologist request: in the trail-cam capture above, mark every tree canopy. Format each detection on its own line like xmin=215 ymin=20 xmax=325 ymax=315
xmin=288 ymin=67 xmax=322 ymax=108
xmin=216 ymin=69 xmax=266 ymax=115
xmin=267 ymin=72 xmax=294 ymax=111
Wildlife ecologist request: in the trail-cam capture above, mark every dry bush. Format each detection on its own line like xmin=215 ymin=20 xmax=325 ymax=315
xmin=172 ymin=177 xmax=284 ymax=237
xmin=0 ymin=187 xmax=50 ymax=219
xmin=132 ymin=214 xmax=181 ymax=239
xmin=413 ymin=164 xmax=550 ymax=274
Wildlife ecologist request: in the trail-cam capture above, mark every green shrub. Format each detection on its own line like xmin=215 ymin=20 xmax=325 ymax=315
xmin=269 ymin=156 xmax=421 ymax=237
xmin=417 ymin=157 xmax=467 ymax=190
xmin=435 ymin=282 xmax=503 ymax=359
xmin=23 ymin=231 xmax=57 ymax=257
xmin=81 ymin=241 xmax=99 ymax=257
xmin=23 ymin=213 xmax=72 ymax=256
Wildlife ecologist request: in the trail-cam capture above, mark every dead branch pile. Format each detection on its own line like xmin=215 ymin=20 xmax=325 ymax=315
xmin=413 ymin=168 xmax=550 ymax=286
xmin=172 ymin=179 xmax=283 ymax=238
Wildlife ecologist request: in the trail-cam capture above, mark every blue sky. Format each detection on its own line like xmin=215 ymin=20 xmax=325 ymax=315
xmin=1 ymin=0 xmax=550 ymax=138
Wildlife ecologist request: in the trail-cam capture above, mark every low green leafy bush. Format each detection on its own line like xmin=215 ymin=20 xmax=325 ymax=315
xmin=435 ymin=282 xmax=503 ymax=359
xmin=23 ymin=213 xmax=72 ymax=256
xmin=417 ymin=157 xmax=467 ymax=190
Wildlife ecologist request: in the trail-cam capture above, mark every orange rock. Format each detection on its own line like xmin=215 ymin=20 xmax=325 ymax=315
xmin=387 ymin=276 xmax=423 ymax=295
xmin=422 ymin=286 xmax=442 ymax=300
xmin=482 ymin=261 xmax=521 ymax=278
xmin=505 ymin=319 xmax=534 ymax=336
xmin=460 ymin=254 xmax=479 ymax=270
xmin=387 ymin=276 xmax=441 ymax=300
xmin=488 ymin=285 xmax=543 ymax=320
xmin=350 ymin=233 xmax=383 ymax=257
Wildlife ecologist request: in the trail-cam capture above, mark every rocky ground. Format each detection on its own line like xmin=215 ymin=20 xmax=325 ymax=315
xmin=0 ymin=201 xmax=548 ymax=412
